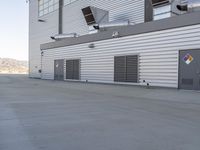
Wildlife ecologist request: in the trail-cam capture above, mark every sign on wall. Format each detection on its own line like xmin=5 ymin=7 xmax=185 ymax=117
xmin=183 ymin=53 xmax=194 ymax=65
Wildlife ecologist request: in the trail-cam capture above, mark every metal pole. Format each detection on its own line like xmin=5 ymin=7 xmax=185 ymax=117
xmin=59 ymin=0 xmax=63 ymax=34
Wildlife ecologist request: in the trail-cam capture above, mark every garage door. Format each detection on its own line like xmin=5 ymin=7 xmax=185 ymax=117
xmin=54 ymin=59 xmax=64 ymax=81
xmin=179 ymin=50 xmax=200 ymax=90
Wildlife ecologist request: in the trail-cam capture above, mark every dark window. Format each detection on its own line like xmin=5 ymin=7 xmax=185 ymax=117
xmin=114 ymin=55 xmax=138 ymax=83
xmin=66 ymin=59 xmax=80 ymax=80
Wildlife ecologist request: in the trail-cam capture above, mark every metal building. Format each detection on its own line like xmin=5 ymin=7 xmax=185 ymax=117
xmin=29 ymin=0 xmax=200 ymax=90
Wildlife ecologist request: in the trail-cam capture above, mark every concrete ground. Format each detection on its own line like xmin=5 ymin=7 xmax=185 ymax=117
xmin=0 ymin=74 xmax=200 ymax=150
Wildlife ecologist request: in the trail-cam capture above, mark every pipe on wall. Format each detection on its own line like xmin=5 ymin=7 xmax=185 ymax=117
xmin=59 ymin=0 xmax=63 ymax=34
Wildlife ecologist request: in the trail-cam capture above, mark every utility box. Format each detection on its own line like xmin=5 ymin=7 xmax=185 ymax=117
xmin=151 ymin=0 xmax=187 ymax=20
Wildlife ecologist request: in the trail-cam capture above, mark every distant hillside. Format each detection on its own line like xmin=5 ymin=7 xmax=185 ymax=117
xmin=0 ymin=58 xmax=28 ymax=74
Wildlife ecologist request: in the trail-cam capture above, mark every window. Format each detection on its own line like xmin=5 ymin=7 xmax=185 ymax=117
xmin=66 ymin=59 xmax=80 ymax=80
xmin=38 ymin=0 xmax=59 ymax=17
xmin=114 ymin=55 xmax=138 ymax=83
xmin=38 ymin=0 xmax=78 ymax=17
xmin=153 ymin=4 xmax=171 ymax=20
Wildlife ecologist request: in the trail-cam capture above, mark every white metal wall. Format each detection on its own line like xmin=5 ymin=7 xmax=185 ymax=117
xmin=29 ymin=0 xmax=145 ymax=78
xmin=62 ymin=0 xmax=145 ymax=35
xmin=42 ymin=24 xmax=200 ymax=88
xmin=29 ymin=0 xmax=58 ymax=78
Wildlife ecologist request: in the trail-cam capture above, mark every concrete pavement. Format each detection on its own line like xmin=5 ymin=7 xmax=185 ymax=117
xmin=0 ymin=74 xmax=200 ymax=150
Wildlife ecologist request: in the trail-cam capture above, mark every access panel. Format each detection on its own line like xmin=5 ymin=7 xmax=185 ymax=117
xmin=54 ymin=59 xmax=64 ymax=81
xmin=179 ymin=50 xmax=200 ymax=90
xmin=66 ymin=59 xmax=80 ymax=80
xmin=114 ymin=55 xmax=138 ymax=83
xmin=114 ymin=56 xmax=126 ymax=82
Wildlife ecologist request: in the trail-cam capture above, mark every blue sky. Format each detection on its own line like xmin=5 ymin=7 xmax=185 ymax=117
xmin=0 ymin=1 xmax=28 ymax=61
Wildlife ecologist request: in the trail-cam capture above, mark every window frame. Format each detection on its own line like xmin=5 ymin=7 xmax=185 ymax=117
xmin=38 ymin=0 xmax=59 ymax=17
xmin=38 ymin=0 xmax=79 ymax=17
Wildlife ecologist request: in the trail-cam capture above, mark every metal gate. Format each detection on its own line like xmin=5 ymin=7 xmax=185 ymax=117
xmin=179 ymin=50 xmax=200 ymax=90
xmin=54 ymin=59 xmax=64 ymax=81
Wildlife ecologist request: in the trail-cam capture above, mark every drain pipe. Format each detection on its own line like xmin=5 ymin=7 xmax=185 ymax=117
xmin=59 ymin=0 xmax=63 ymax=34
xmin=93 ymin=20 xmax=131 ymax=30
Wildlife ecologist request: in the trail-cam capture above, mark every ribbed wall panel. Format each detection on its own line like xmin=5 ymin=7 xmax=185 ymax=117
xmin=29 ymin=0 xmax=145 ymax=78
xmin=42 ymin=24 xmax=200 ymax=88
xmin=29 ymin=0 xmax=58 ymax=78
xmin=62 ymin=0 xmax=145 ymax=35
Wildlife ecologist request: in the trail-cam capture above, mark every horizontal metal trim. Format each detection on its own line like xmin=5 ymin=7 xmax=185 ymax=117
xmin=41 ymin=11 xmax=200 ymax=50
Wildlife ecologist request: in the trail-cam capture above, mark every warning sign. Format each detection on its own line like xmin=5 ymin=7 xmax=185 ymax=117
xmin=183 ymin=53 xmax=194 ymax=65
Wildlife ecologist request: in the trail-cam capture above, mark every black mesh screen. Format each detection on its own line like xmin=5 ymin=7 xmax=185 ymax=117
xmin=114 ymin=55 xmax=138 ymax=83
xmin=82 ymin=7 xmax=96 ymax=25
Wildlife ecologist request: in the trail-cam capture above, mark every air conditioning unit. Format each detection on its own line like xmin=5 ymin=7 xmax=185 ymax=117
xmin=177 ymin=0 xmax=200 ymax=12
xmin=82 ymin=7 xmax=96 ymax=25
xmin=82 ymin=6 xmax=108 ymax=25
xmin=82 ymin=6 xmax=109 ymax=34
xmin=151 ymin=0 xmax=187 ymax=20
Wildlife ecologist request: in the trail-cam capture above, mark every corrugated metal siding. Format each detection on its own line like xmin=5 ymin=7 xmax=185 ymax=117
xmin=29 ymin=0 xmax=58 ymax=78
xmin=29 ymin=0 xmax=145 ymax=78
xmin=62 ymin=0 xmax=145 ymax=35
xmin=42 ymin=24 xmax=200 ymax=88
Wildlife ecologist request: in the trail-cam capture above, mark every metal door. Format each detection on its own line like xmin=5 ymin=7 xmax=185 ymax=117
xmin=54 ymin=59 xmax=64 ymax=81
xmin=179 ymin=50 xmax=200 ymax=90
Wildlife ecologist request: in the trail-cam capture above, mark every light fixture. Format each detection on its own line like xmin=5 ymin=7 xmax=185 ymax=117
xmin=88 ymin=43 xmax=95 ymax=48
xmin=38 ymin=19 xmax=46 ymax=22
xmin=112 ymin=31 xmax=120 ymax=38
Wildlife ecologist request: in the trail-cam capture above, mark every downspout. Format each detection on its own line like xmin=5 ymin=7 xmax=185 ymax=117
xmin=145 ymin=0 xmax=153 ymax=22
xmin=59 ymin=0 xmax=63 ymax=34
